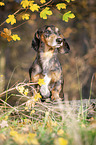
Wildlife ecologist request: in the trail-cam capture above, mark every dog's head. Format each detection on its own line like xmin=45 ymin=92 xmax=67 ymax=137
xmin=32 ymin=25 xmax=70 ymax=53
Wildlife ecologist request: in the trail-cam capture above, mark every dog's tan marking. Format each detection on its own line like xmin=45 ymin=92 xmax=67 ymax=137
xmin=47 ymin=27 xmax=52 ymax=31
xmin=50 ymin=71 xmax=61 ymax=82
xmin=32 ymin=74 xmax=43 ymax=82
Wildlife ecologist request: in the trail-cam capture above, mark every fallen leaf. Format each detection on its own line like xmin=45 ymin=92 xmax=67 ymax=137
xmin=30 ymin=110 xmax=35 ymax=115
xmin=55 ymin=137 xmax=68 ymax=145
xmin=34 ymin=93 xmax=42 ymax=101
xmin=58 ymin=138 xmax=68 ymax=145
xmin=57 ymin=129 xmax=64 ymax=136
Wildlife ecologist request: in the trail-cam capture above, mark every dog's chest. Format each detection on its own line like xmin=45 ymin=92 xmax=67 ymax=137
xmin=40 ymin=51 xmax=54 ymax=70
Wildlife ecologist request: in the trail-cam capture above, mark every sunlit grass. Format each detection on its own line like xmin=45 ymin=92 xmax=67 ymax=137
xmin=0 ymin=90 xmax=96 ymax=145
xmin=0 ymin=74 xmax=96 ymax=145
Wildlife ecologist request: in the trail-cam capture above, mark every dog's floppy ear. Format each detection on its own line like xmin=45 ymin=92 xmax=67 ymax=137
xmin=58 ymin=38 xmax=70 ymax=54
xmin=32 ymin=30 xmax=41 ymax=51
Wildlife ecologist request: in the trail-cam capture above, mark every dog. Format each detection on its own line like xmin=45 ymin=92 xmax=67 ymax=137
xmin=29 ymin=25 xmax=70 ymax=101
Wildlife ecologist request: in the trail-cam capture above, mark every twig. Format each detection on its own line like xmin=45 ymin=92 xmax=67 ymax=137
xmin=40 ymin=0 xmax=53 ymax=8
xmin=0 ymin=82 xmax=37 ymax=97
xmin=0 ymin=98 xmax=18 ymax=112
xmin=0 ymin=8 xmax=23 ymax=27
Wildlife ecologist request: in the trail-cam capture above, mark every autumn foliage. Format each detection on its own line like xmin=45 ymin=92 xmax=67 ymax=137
xmin=0 ymin=0 xmax=75 ymax=42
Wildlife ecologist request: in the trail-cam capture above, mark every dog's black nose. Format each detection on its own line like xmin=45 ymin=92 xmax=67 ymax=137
xmin=56 ymin=38 xmax=63 ymax=44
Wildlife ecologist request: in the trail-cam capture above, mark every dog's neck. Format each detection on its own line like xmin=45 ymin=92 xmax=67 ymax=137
xmin=37 ymin=41 xmax=58 ymax=73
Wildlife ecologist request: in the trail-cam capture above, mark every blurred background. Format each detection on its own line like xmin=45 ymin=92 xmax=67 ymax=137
xmin=0 ymin=0 xmax=96 ymax=105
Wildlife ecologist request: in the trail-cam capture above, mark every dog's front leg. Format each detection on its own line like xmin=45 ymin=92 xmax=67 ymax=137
xmin=51 ymin=81 xmax=63 ymax=100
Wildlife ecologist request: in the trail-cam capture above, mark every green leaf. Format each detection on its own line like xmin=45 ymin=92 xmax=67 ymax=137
xmin=56 ymin=3 xmax=66 ymax=10
xmin=65 ymin=0 xmax=70 ymax=3
xmin=40 ymin=7 xmax=52 ymax=19
xmin=62 ymin=11 xmax=75 ymax=22
xmin=65 ymin=0 xmax=75 ymax=3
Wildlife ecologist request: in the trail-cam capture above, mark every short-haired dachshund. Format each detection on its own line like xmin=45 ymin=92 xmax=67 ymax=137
xmin=29 ymin=25 xmax=70 ymax=101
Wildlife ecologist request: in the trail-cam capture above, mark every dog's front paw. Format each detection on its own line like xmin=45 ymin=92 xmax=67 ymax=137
xmin=51 ymin=91 xmax=60 ymax=101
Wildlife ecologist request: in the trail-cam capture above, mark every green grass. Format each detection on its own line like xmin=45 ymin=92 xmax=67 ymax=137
xmin=0 ymin=95 xmax=96 ymax=145
xmin=0 ymin=70 xmax=96 ymax=145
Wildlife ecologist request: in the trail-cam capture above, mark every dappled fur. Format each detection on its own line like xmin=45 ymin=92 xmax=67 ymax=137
xmin=29 ymin=25 xmax=70 ymax=101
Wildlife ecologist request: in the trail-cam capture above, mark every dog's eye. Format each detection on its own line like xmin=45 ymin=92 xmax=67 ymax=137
xmin=55 ymin=30 xmax=61 ymax=35
xmin=44 ymin=30 xmax=51 ymax=37
xmin=45 ymin=30 xmax=51 ymax=34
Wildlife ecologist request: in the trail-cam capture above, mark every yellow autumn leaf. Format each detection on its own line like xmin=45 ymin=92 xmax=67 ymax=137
xmin=1 ymin=32 xmax=6 ymax=38
xmin=29 ymin=0 xmax=34 ymax=6
xmin=34 ymin=93 xmax=42 ymax=101
xmin=58 ymin=138 xmax=68 ymax=145
xmin=6 ymin=15 xmax=16 ymax=25
xmin=56 ymin=3 xmax=66 ymax=10
xmin=0 ymin=28 xmax=12 ymax=42
xmin=21 ymin=0 xmax=29 ymax=8
xmin=38 ymin=78 xmax=46 ymax=86
xmin=24 ymin=88 xmax=29 ymax=95
xmin=30 ymin=110 xmax=35 ymax=115
xmin=25 ymin=106 xmax=29 ymax=111
xmin=0 ymin=2 xmax=5 ymax=6
xmin=4 ymin=28 xmax=11 ymax=35
xmin=29 ymin=4 xmax=40 ymax=12
xmin=1 ymin=33 xmax=12 ymax=42
xmin=18 ymin=85 xmax=24 ymax=93
xmin=22 ymin=14 xmax=30 ymax=20
xmin=4 ymin=116 xmax=8 ymax=120
xmin=57 ymin=129 xmax=64 ymax=136
xmin=51 ymin=120 xmax=57 ymax=127
xmin=65 ymin=0 xmax=70 ymax=2
xmin=7 ymin=36 xmax=13 ymax=42
xmin=40 ymin=0 xmax=46 ymax=4
xmin=11 ymin=34 xmax=21 ymax=41
xmin=27 ymin=133 xmax=39 ymax=145
xmin=10 ymin=129 xmax=39 ymax=145
xmin=10 ymin=131 xmax=27 ymax=144
xmin=10 ymin=130 xmax=18 ymax=136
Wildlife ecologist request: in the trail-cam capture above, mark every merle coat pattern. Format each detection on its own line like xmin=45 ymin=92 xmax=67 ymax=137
xmin=29 ymin=25 xmax=70 ymax=101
